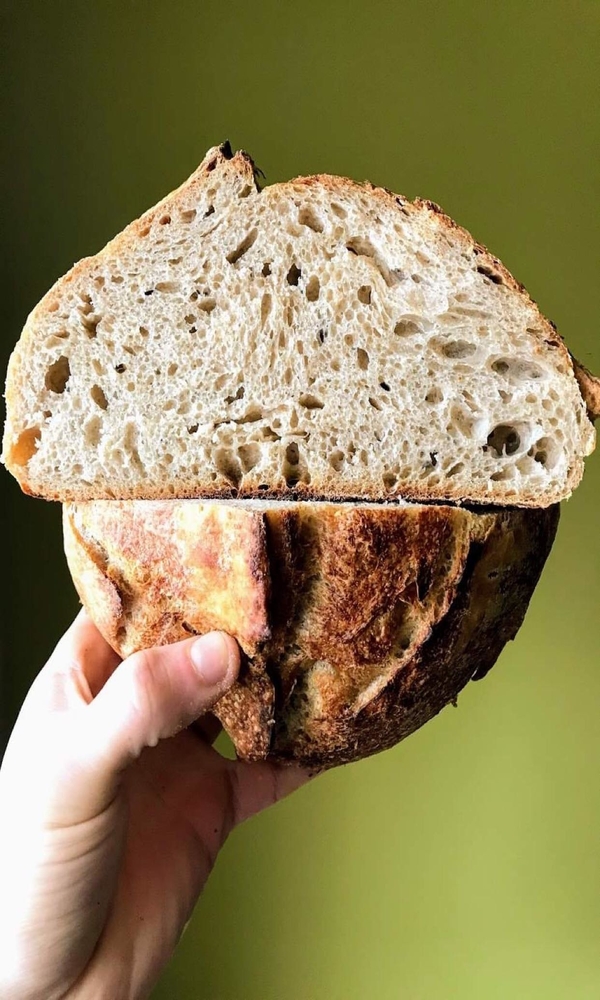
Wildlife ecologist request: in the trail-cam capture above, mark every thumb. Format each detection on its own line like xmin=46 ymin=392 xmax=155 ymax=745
xmin=90 ymin=631 xmax=240 ymax=764
xmin=67 ymin=632 xmax=239 ymax=822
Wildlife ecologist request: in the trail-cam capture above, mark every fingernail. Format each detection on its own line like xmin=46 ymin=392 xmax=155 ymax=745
xmin=190 ymin=633 xmax=230 ymax=686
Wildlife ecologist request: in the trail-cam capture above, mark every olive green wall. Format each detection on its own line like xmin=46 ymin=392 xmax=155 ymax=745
xmin=1 ymin=1 xmax=599 ymax=997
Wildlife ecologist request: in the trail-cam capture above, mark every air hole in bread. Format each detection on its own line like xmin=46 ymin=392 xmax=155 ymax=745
xmin=45 ymin=355 xmax=71 ymax=393
xmin=286 ymin=263 xmax=302 ymax=286
xmin=238 ymin=443 xmax=260 ymax=472
xmin=529 ymin=436 xmax=558 ymax=469
xmin=45 ymin=330 xmax=70 ymax=349
xmin=214 ymin=448 xmax=242 ymax=487
xmin=261 ymin=293 xmax=272 ymax=326
xmin=187 ymin=423 xmax=199 ymax=434
xmin=305 ymin=275 xmax=320 ymax=301
xmin=285 ymin=442 xmax=300 ymax=465
xmin=318 ymin=329 xmax=327 ymax=344
xmin=298 ymin=206 xmax=324 ymax=232
xmin=139 ymin=326 xmax=149 ymax=338
xmin=261 ymin=262 xmax=272 ymax=277
xmin=441 ymin=340 xmax=477 ymax=359
xmin=90 ymin=385 xmax=108 ymax=410
xmin=492 ymin=358 xmax=543 ymax=380
xmin=487 ymin=424 xmax=521 ymax=457
xmin=490 ymin=467 xmax=514 ymax=481
xmin=155 ymin=281 xmax=178 ymax=293
xmin=357 ymin=285 xmax=372 ymax=304
xmin=78 ymin=294 xmax=100 ymax=338
xmin=237 ymin=406 xmax=263 ymax=424
xmin=225 ymin=386 xmax=245 ymax=405
xmin=179 ymin=209 xmax=197 ymax=223
xmin=368 ymin=396 xmax=382 ymax=411
xmin=447 ymin=462 xmax=464 ymax=476
xmin=198 ymin=297 xmax=216 ymax=314
xmin=298 ymin=393 xmax=324 ymax=410
xmin=114 ymin=363 xmax=126 ymax=374
xmin=226 ymin=228 xmax=258 ymax=264
xmin=329 ymin=449 xmax=344 ymax=472
xmin=383 ymin=471 xmax=397 ymax=489
xmin=477 ymin=263 xmax=503 ymax=284
xmin=357 ymin=348 xmax=370 ymax=370
xmin=425 ymin=387 xmax=443 ymax=404
xmin=394 ymin=318 xmax=422 ymax=336
xmin=10 ymin=427 xmax=41 ymax=466
xmin=159 ymin=214 xmax=171 ymax=225
xmin=380 ymin=381 xmax=391 ymax=392
xmin=346 ymin=237 xmax=403 ymax=287
xmin=331 ymin=202 xmax=347 ymax=219
xmin=262 ymin=426 xmax=282 ymax=442
xmin=84 ymin=416 xmax=101 ymax=446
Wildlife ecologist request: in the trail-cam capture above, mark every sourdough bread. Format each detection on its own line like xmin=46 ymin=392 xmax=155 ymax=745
xmin=63 ymin=499 xmax=559 ymax=766
xmin=3 ymin=143 xmax=597 ymax=506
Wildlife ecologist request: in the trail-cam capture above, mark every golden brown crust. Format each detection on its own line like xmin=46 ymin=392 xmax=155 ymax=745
xmin=63 ymin=499 xmax=559 ymax=767
xmin=271 ymin=504 xmax=559 ymax=766
xmin=571 ymin=356 xmax=600 ymax=421
xmin=63 ymin=500 xmax=272 ymax=654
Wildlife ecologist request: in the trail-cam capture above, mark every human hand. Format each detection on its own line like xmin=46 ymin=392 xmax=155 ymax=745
xmin=0 ymin=611 xmax=312 ymax=1000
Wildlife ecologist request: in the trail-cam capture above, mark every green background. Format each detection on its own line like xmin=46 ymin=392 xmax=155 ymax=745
xmin=1 ymin=1 xmax=599 ymax=997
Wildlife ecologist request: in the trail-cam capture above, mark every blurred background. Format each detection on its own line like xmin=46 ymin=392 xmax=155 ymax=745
xmin=1 ymin=1 xmax=599 ymax=997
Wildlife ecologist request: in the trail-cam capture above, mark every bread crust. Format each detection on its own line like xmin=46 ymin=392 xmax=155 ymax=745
xmin=63 ymin=499 xmax=559 ymax=767
xmin=572 ymin=356 xmax=600 ymax=422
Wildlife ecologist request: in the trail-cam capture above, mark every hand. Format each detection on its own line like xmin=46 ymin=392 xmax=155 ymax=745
xmin=0 ymin=611 xmax=312 ymax=999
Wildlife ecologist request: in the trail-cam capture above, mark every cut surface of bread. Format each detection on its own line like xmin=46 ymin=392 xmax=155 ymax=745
xmin=3 ymin=144 xmax=596 ymax=507
xmin=63 ymin=498 xmax=559 ymax=766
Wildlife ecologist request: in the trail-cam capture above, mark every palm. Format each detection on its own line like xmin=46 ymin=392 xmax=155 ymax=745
xmin=68 ymin=725 xmax=305 ymax=996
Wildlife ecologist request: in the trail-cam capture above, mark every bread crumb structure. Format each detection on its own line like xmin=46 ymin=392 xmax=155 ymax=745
xmin=2 ymin=144 xmax=595 ymax=506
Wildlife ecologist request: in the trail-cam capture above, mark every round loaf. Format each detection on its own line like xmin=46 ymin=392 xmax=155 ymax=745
xmin=63 ymin=498 xmax=559 ymax=767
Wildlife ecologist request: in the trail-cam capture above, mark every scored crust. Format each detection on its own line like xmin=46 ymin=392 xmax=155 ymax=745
xmin=63 ymin=498 xmax=559 ymax=767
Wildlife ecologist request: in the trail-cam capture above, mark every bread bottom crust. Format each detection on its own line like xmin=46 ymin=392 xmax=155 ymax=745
xmin=63 ymin=499 xmax=559 ymax=767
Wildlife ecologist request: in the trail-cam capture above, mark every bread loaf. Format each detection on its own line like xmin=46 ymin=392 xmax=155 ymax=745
xmin=3 ymin=143 xmax=597 ymax=507
xmin=63 ymin=499 xmax=559 ymax=766
xmin=4 ymin=144 xmax=596 ymax=766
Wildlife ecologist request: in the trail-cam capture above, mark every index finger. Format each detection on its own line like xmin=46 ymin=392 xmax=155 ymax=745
xmin=28 ymin=609 xmax=121 ymax=713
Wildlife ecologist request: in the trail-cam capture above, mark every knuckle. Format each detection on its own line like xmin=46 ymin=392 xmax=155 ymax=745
xmin=128 ymin=650 xmax=161 ymax=729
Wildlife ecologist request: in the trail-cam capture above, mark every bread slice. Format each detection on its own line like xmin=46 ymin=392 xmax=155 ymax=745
xmin=3 ymin=144 xmax=597 ymax=507
xmin=63 ymin=498 xmax=559 ymax=766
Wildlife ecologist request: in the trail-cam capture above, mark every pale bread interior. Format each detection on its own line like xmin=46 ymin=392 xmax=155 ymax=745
xmin=3 ymin=145 xmax=594 ymax=506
